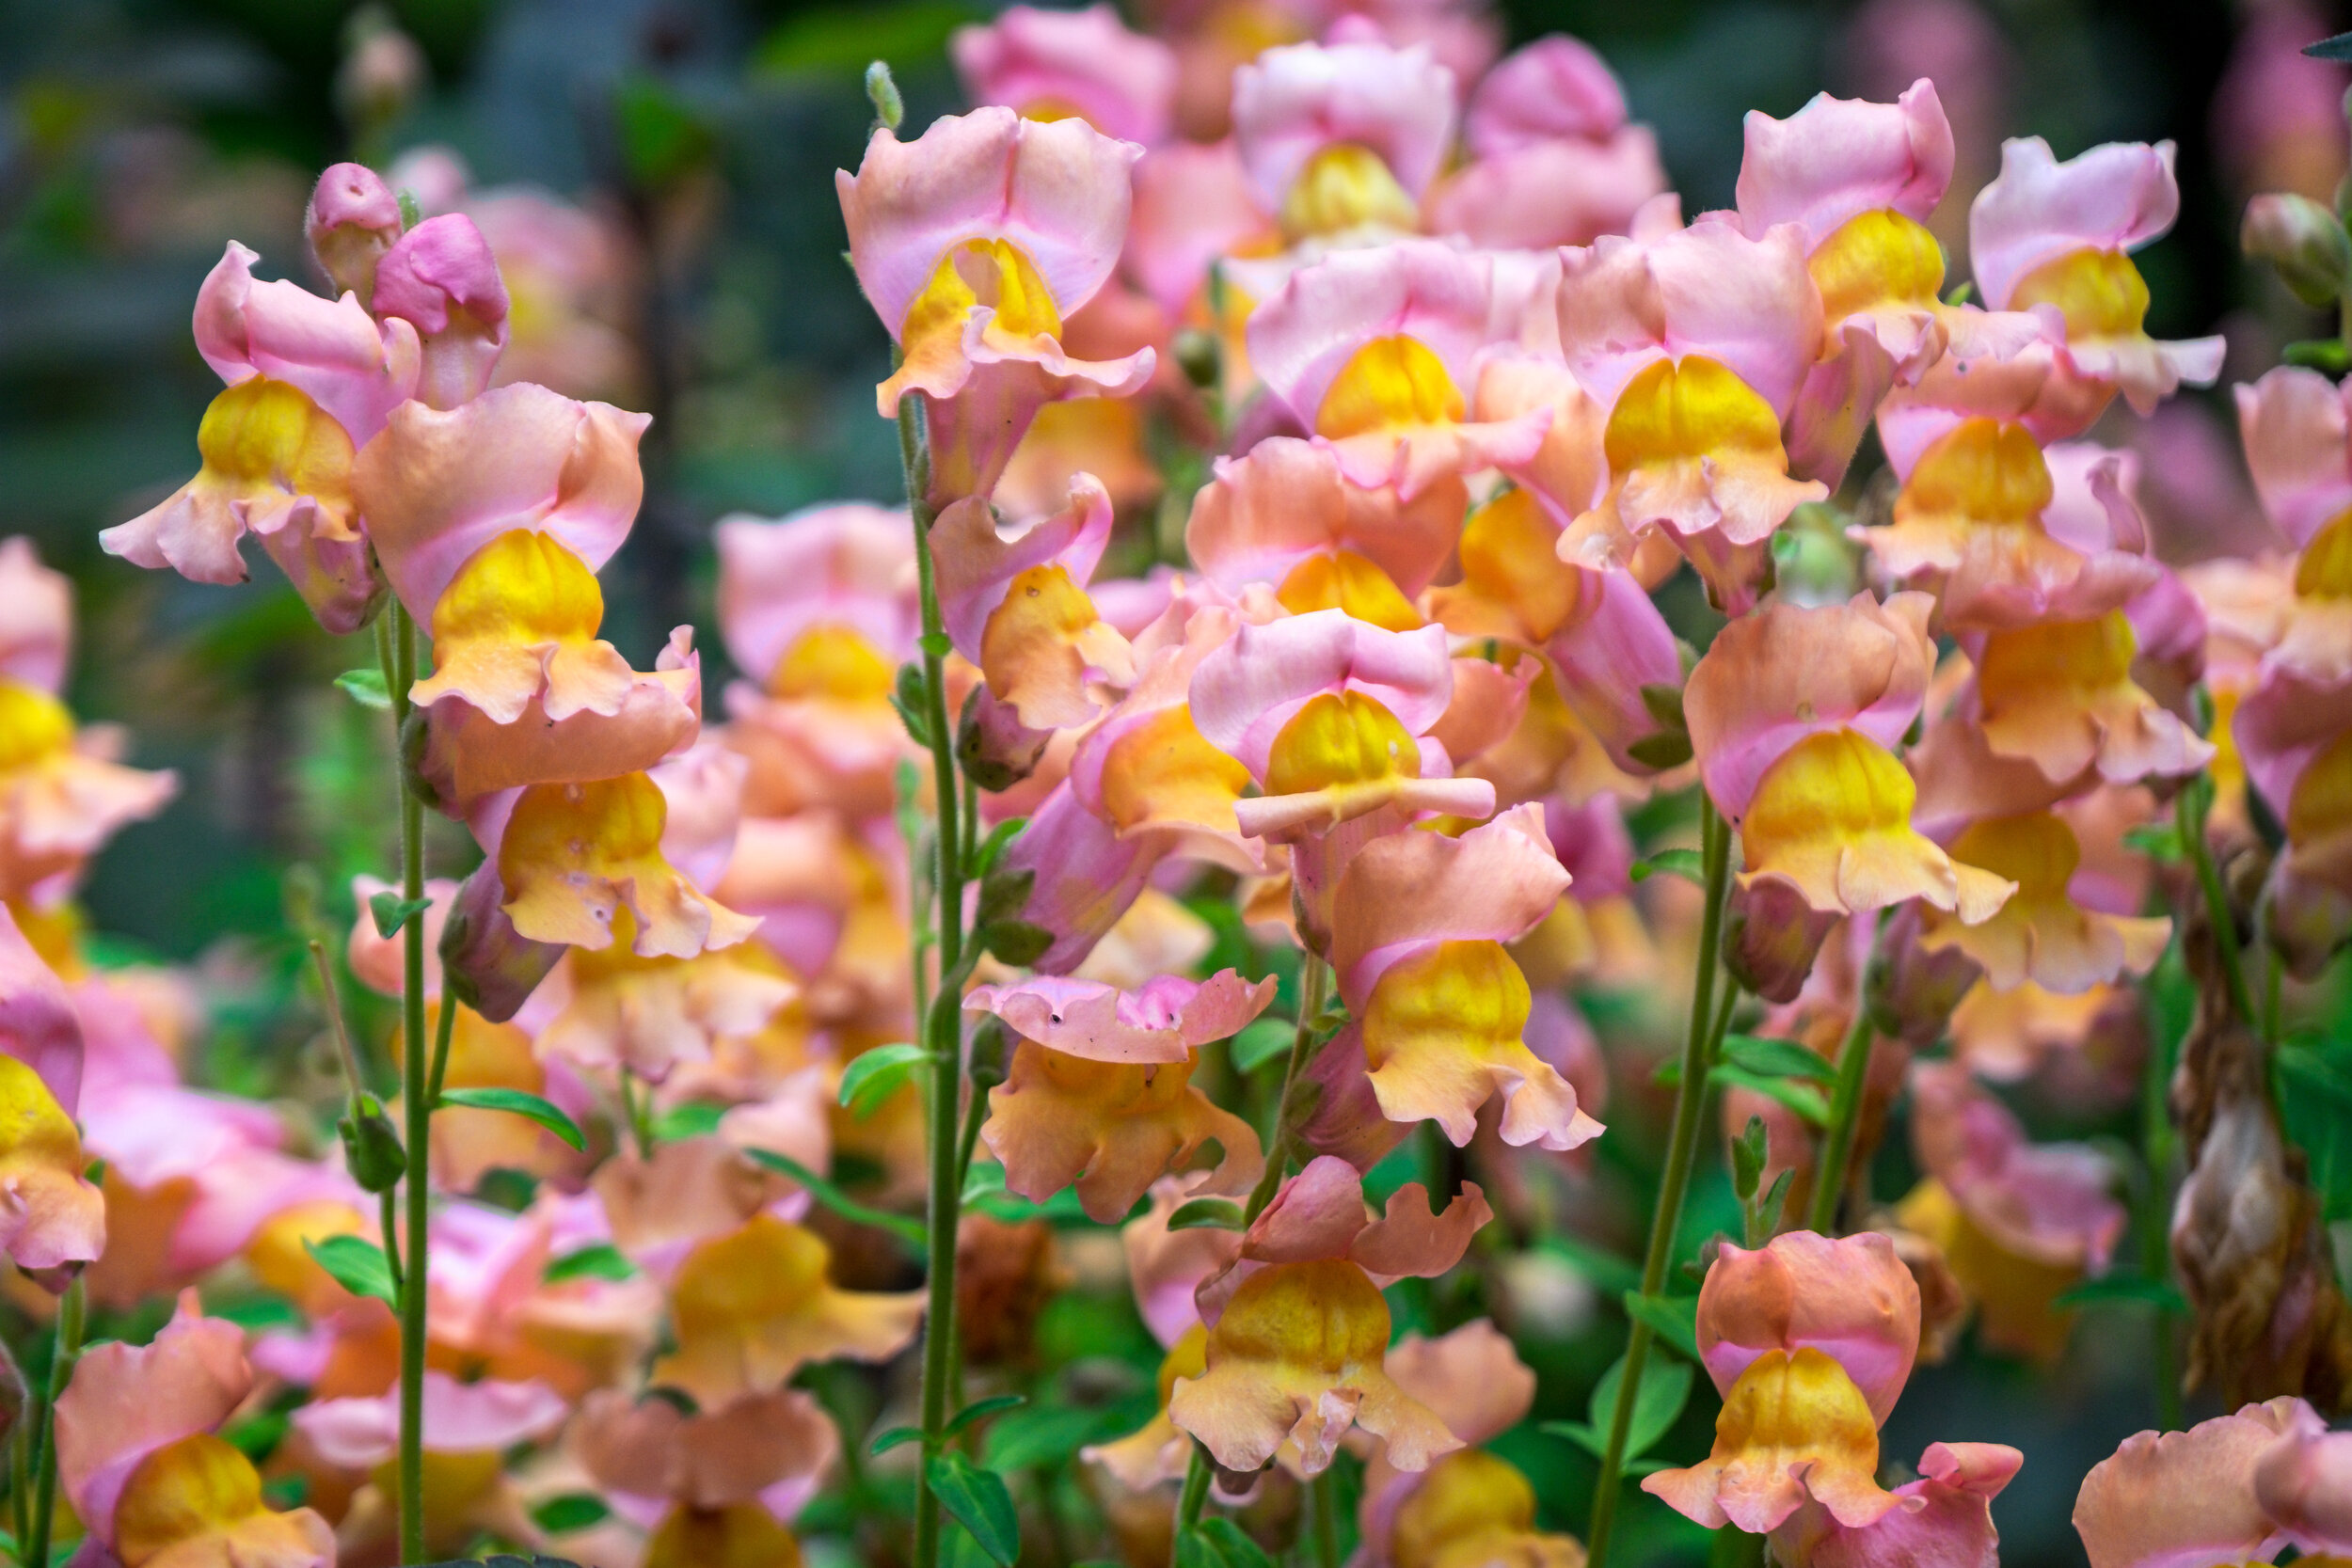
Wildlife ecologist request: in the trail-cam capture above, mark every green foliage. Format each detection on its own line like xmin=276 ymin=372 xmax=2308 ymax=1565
xmin=839 ymin=1041 xmax=930 ymax=1119
xmin=303 ymin=1234 xmax=398 ymax=1307
xmin=1545 ymin=1350 xmax=1694 ymax=1466
xmin=437 ymin=1086 xmax=585 ymax=1150
xmin=926 ymin=1452 xmax=1021 ymax=1566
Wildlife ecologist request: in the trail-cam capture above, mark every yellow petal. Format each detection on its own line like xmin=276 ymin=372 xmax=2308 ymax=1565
xmin=1281 ymin=143 xmax=1420 ymax=242
xmin=1644 ymin=1348 xmax=1893 ymax=1534
xmin=1808 ymin=209 xmax=1946 ymax=325
xmin=1278 ymin=549 xmax=1424 ymax=631
xmin=1919 ymin=812 xmax=2170 ymax=993
xmin=1317 ymin=335 xmax=1465 ymax=439
xmin=113 ymin=1432 xmax=336 ymax=1568
xmin=644 ymin=1503 xmax=806 ymax=1568
xmin=1360 ymin=940 xmax=1595 ymax=1151
xmin=499 ymin=773 xmax=757 ymax=958
xmin=979 ymin=563 xmax=1133 ymax=730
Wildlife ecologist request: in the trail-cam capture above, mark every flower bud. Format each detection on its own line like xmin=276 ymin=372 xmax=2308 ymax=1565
xmin=1723 ymin=876 xmax=1838 ymax=1005
xmin=339 ymin=1092 xmax=408 ymax=1194
xmin=2242 ymin=193 xmax=2352 ymax=309
xmin=372 ymin=214 xmax=511 ymax=409
xmin=1867 ymin=903 xmax=1982 ymax=1046
xmin=438 ymin=861 xmax=564 ymax=1023
xmin=957 ymin=685 xmax=1052 ymax=792
xmin=306 ymin=163 xmax=405 ymax=309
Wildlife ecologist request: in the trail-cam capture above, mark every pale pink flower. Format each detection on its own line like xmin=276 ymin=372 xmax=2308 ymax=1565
xmin=713 ymin=502 xmax=915 ymax=685
xmin=1122 ymin=139 xmax=1270 ymax=313
xmin=2236 ymin=364 xmax=2352 ymax=551
xmin=1248 ymin=241 xmax=1549 ymax=498
xmin=952 ymin=4 xmax=1179 ymax=146
xmin=1230 ymin=38 xmax=1456 ymax=215
xmin=1463 ymin=35 xmax=1628 ymax=156
xmin=964 ymin=971 xmax=1276 ymax=1064
xmin=1424 ymin=128 xmax=1668 ymax=249
xmin=373 ymin=212 xmax=513 ymax=409
xmin=2073 ymin=1398 xmax=2310 ymax=1568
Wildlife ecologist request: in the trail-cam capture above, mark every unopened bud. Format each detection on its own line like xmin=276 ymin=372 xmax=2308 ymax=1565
xmin=1723 ymin=877 xmax=1839 ymax=1005
xmin=957 ymin=685 xmax=1052 ymax=792
xmin=373 ymin=214 xmax=510 ymax=408
xmin=439 ymin=862 xmax=564 ymax=1023
xmin=1172 ymin=328 xmax=1221 ymax=391
xmin=340 ymin=1093 xmax=408 ymax=1194
xmin=866 ymin=60 xmax=905 ymax=132
xmin=2243 ymin=193 xmax=2352 ymax=309
xmin=1867 ymin=904 xmax=1983 ymax=1047
xmin=307 ymin=162 xmax=405 ymax=308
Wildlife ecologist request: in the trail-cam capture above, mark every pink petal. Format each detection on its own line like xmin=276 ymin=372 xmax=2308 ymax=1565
xmin=713 ymin=503 xmax=915 ymax=685
xmin=1735 ymin=79 xmax=1954 ymax=240
xmin=1189 ymin=610 xmax=1455 ymax=778
xmin=1463 ymin=35 xmax=1628 ymax=156
xmin=1425 ymin=127 xmax=1669 ymax=249
xmin=1328 ymin=803 xmax=1569 ymax=1004
xmin=1231 ymin=38 xmax=1456 ymax=210
xmin=1248 ymin=240 xmax=1499 ymax=436
xmin=951 ymin=4 xmax=1177 ymax=147
xmin=2235 ymin=365 xmax=2352 ymax=550
xmin=1969 ymin=137 xmax=2182 ymax=310
xmin=836 ymin=106 xmax=1142 ymax=338
xmin=190 ymin=241 xmax=421 ymax=446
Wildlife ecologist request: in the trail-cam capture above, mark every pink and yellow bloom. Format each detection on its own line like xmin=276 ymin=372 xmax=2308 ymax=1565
xmin=1326 ymin=804 xmax=1599 ymax=1150
xmin=1169 ymin=1156 xmax=1488 ymax=1474
xmin=838 ymin=106 xmax=1154 ymax=504
xmin=1554 ymin=214 xmax=1830 ymax=610
xmin=1247 ymin=242 xmax=1550 ymax=499
xmin=1684 ymin=593 xmax=2013 ymax=924
xmin=1968 ymin=136 xmax=2224 ymax=417
xmin=1230 ymin=38 xmax=1455 ymax=241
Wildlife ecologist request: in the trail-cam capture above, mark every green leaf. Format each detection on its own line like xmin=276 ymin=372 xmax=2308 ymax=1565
xmin=1230 ymin=1017 xmax=1295 ymax=1073
xmin=2305 ymin=28 xmax=2352 ymax=61
xmin=927 ymin=1452 xmax=1021 ymax=1566
xmin=304 ymin=1234 xmax=397 ymax=1307
xmin=1710 ymin=1064 xmax=1830 ymax=1126
xmin=920 ymin=631 xmax=954 ymax=660
xmin=745 ymin=1148 xmax=928 ymax=1247
xmin=1630 ymin=847 xmax=1705 ymax=885
xmin=970 ymin=817 xmax=1025 ymax=879
xmin=1176 ymin=1519 xmax=1277 ymax=1568
xmin=544 ymin=1243 xmax=637 ymax=1285
xmin=2053 ymin=1274 xmax=2188 ymax=1312
xmin=1757 ymin=1167 xmax=1795 ymax=1241
xmin=984 ymin=1403 xmax=1115 ymax=1472
xmin=2275 ymin=1037 xmax=2352 ymax=1222
xmin=947 ymin=1395 xmax=1026 ymax=1437
xmin=891 ymin=662 xmax=934 ymax=747
xmin=1585 ymin=1350 xmax=1694 ymax=1462
xmin=870 ymin=1424 xmax=922 ymax=1457
xmin=1626 ymin=730 xmax=1694 ymax=769
xmin=976 ymin=865 xmax=1037 ymax=928
xmin=840 ymin=1042 xmax=930 ymax=1120
xmin=369 ymin=891 xmax=431 ymax=939
xmin=223 ymin=1410 xmax=289 ymax=1462
xmin=1731 ymin=1115 xmax=1767 ymax=1203
xmin=1719 ymin=1034 xmax=1836 ymax=1083
xmin=335 ymin=668 xmax=391 ymax=710
xmin=1637 ymin=682 xmax=1687 ymax=731
xmin=436 ymin=1087 xmax=585 ymax=1150
xmin=2122 ymin=824 xmax=2184 ymax=863
xmin=1166 ymin=1198 xmax=1247 ymax=1232
xmin=652 ymin=1101 xmax=727 ymax=1142
xmin=2284 ymin=338 xmax=2352 ymax=372
xmin=978 ymin=919 xmax=1052 ymax=967
xmin=1941 ymin=279 xmax=1976 ymax=308
xmin=1621 ymin=1291 xmax=1701 ymax=1362
xmin=530 ymin=1494 xmax=611 ymax=1533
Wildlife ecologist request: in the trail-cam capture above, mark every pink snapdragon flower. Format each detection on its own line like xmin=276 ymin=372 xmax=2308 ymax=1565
xmin=952 ymin=4 xmax=1179 ymax=146
xmin=1231 ymin=38 xmax=1455 ymax=240
xmin=1968 ymin=136 xmax=2224 ymax=416
xmin=1463 ymin=34 xmax=1626 ymax=155
xmin=963 ymin=970 xmax=1275 ymax=1064
xmin=1248 ymin=241 xmax=1549 ymax=499
xmin=1553 ymin=213 xmax=1829 ymax=610
xmin=373 ymin=212 xmax=514 ymax=410
xmin=838 ymin=106 xmax=1153 ymax=505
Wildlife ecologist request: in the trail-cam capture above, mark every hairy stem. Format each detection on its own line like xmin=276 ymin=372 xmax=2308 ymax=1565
xmin=1807 ymin=983 xmax=1882 ymax=1236
xmin=1585 ymin=800 xmax=1733 ymax=1568
xmin=386 ymin=602 xmax=430 ymax=1567
xmin=902 ymin=387 xmax=973 ymax=1568
xmin=24 ymin=1277 xmax=86 ymax=1568
xmin=2178 ymin=782 xmax=2258 ymax=1026
xmin=1242 ymin=956 xmax=1329 ymax=1225
xmin=1175 ymin=1441 xmax=1213 ymax=1534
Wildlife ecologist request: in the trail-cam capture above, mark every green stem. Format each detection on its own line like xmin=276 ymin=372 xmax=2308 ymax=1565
xmin=1807 ymin=982 xmax=1883 ymax=1236
xmin=388 ymin=601 xmax=430 ymax=1568
xmin=902 ymin=387 xmax=973 ymax=1568
xmin=2178 ymin=784 xmax=2258 ymax=1026
xmin=24 ymin=1278 xmax=85 ymax=1568
xmin=1175 ymin=1441 xmax=1213 ymax=1534
xmin=1242 ymin=957 xmax=1329 ymax=1225
xmin=1585 ymin=800 xmax=1733 ymax=1568
xmin=1311 ymin=1466 xmax=1341 ymax=1568
xmin=2139 ymin=967 xmax=2183 ymax=1432
xmin=422 ymin=988 xmax=458 ymax=1107
xmin=379 ymin=1187 xmax=404 ymax=1294
xmin=618 ymin=1069 xmax=655 ymax=1160
xmin=10 ymin=1392 xmax=27 ymax=1557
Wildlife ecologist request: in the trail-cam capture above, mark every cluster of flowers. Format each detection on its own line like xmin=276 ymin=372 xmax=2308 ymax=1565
xmin=0 ymin=0 xmax=2346 ymax=1562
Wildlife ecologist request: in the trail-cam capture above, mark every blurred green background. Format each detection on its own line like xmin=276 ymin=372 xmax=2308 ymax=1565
xmin=1 ymin=1 xmax=2343 ymax=1561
